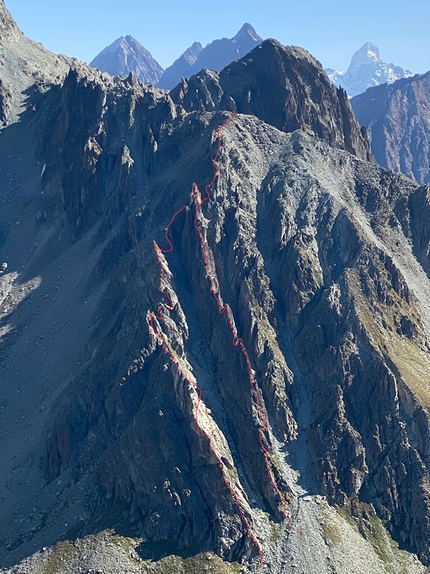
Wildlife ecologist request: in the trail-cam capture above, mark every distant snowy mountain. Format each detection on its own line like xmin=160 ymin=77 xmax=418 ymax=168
xmin=158 ymin=23 xmax=263 ymax=89
xmin=90 ymin=35 xmax=163 ymax=85
xmin=326 ymin=42 xmax=414 ymax=96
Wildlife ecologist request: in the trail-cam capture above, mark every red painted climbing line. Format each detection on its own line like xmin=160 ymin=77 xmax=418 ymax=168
xmin=192 ymin=115 xmax=292 ymax=527
xmin=148 ymin=113 xmax=290 ymax=566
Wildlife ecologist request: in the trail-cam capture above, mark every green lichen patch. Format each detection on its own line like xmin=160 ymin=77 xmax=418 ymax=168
xmin=42 ymin=540 xmax=76 ymax=574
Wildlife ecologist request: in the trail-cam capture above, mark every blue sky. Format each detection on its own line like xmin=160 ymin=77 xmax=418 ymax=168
xmin=6 ymin=0 xmax=430 ymax=73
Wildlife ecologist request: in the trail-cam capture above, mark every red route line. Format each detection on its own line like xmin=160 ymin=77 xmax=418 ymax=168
xmin=148 ymin=113 xmax=291 ymax=566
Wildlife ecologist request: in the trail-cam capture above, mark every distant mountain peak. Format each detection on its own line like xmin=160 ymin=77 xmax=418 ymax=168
xmin=233 ymin=23 xmax=262 ymax=44
xmin=350 ymin=42 xmax=381 ymax=68
xmin=90 ymin=35 xmax=163 ymax=85
xmin=181 ymin=41 xmax=203 ymax=66
xmin=158 ymin=22 xmax=263 ymax=90
xmin=325 ymin=41 xmax=413 ymax=97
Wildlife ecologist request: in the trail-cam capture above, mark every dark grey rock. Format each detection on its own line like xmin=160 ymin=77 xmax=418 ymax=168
xmin=1 ymin=5 xmax=430 ymax=572
xmin=352 ymin=72 xmax=430 ymax=184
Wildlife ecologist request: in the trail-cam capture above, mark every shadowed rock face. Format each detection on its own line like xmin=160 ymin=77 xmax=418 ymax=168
xmin=1 ymin=19 xmax=430 ymax=574
xmin=351 ymin=72 xmax=430 ymax=184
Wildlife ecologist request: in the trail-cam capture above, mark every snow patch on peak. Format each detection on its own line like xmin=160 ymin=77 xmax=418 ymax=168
xmin=325 ymin=41 xmax=414 ymax=97
xmin=233 ymin=23 xmax=262 ymax=44
xmin=182 ymin=41 xmax=203 ymax=65
xmin=350 ymin=42 xmax=381 ymax=69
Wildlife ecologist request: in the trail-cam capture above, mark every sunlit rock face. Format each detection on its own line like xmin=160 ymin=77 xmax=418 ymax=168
xmin=1 ymin=8 xmax=430 ymax=571
xmin=90 ymin=35 xmax=164 ymax=85
xmin=352 ymin=71 xmax=430 ymax=184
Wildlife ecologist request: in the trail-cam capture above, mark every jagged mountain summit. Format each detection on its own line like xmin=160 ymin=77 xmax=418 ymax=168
xmin=90 ymin=35 xmax=164 ymax=84
xmin=352 ymin=71 xmax=430 ymax=184
xmin=157 ymin=23 xmax=263 ymax=89
xmin=2 ymin=1 xmax=430 ymax=572
xmin=326 ymin=41 xmax=414 ymax=96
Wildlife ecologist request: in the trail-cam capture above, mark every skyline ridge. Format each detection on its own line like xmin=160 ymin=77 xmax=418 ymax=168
xmin=5 ymin=0 xmax=429 ymax=73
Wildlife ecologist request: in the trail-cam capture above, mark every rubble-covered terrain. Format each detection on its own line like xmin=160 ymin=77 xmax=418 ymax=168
xmin=1 ymin=1 xmax=430 ymax=572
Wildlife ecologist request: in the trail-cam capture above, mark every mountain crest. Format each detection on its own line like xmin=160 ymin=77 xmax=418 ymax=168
xmin=325 ymin=41 xmax=413 ymax=96
xmin=170 ymin=39 xmax=372 ymax=163
xmin=233 ymin=23 xmax=261 ymax=43
xmin=350 ymin=41 xmax=381 ymax=68
xmin=90 ymin=35 xmax=163 ymax=84
xmin=182 ymin=41 xmax=202 ymax=65
xmin=158 ymin=22 xmax=263 ymax=89
xmin=0 ymin=0 xmax=22 ymax=42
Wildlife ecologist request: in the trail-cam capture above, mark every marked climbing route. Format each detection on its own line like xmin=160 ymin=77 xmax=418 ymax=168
xmin=149 ymin=113 xmax=291 ymax=565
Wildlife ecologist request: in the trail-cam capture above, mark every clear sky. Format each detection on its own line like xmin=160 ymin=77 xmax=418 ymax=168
xmin=5 ymin=0 xmax=430 ymax=74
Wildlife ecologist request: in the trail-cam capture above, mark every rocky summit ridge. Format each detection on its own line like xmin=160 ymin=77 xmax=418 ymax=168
xmin=169 ymin=40 xmax=373 ymax=163
xmin=1 ymin=3 xmax=430 ymax=574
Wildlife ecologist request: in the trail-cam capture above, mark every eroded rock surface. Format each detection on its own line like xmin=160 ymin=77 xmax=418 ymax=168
xmin=170 ymin=40 xmax=373 ymax=163
xmin=1 ymin=6 xmax=430 ymax=573
xmin=352 ymin=72 xmax=430 ymax=184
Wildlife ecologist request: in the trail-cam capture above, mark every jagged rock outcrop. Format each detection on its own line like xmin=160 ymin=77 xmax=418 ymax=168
xmin=0 ymin=0 xmax=21 ymax=41
xmin=170 ymin=40 xmax=373 ymax=163
xmin=90 ymin=35 xmax=164 ymax=85
xmin=2 ymin=8 xmax=430 ymax=573
xmin=158 ymin=23 xmax=262 ymax=90
xmin=352 ymin=72 xmax=430 ymax=184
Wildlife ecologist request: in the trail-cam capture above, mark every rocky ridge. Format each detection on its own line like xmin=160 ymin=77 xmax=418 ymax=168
xmin=169 ymin=40 xmax=373 ymax=163
xmin=0 ymin=0 xmax=71 ymax=125
xmin=352 ymin=71 xmax=430 ymax=184
xmin=157 ymin=23 xmax=263 ymax=90
xmin=1 ymin=4 xmax=430 ymax=573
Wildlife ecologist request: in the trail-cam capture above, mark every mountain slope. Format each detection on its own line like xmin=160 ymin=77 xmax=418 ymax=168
xmin=0 ymin=0 xmax=70 ymax=125
xmin=1 ymin=6 xmax=430 ymax=573
xmin=158 ymin=23 xmax=263 ymax=90
xmin=326 ymin=42 xmax=414 ymax=97
xmin=351 ymin=72 xmax=430 ymax=184
xmin=156 ymin=41 xmax=202 ymax=90
xmin=90 ymin=35 xmax=164 ymax=84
